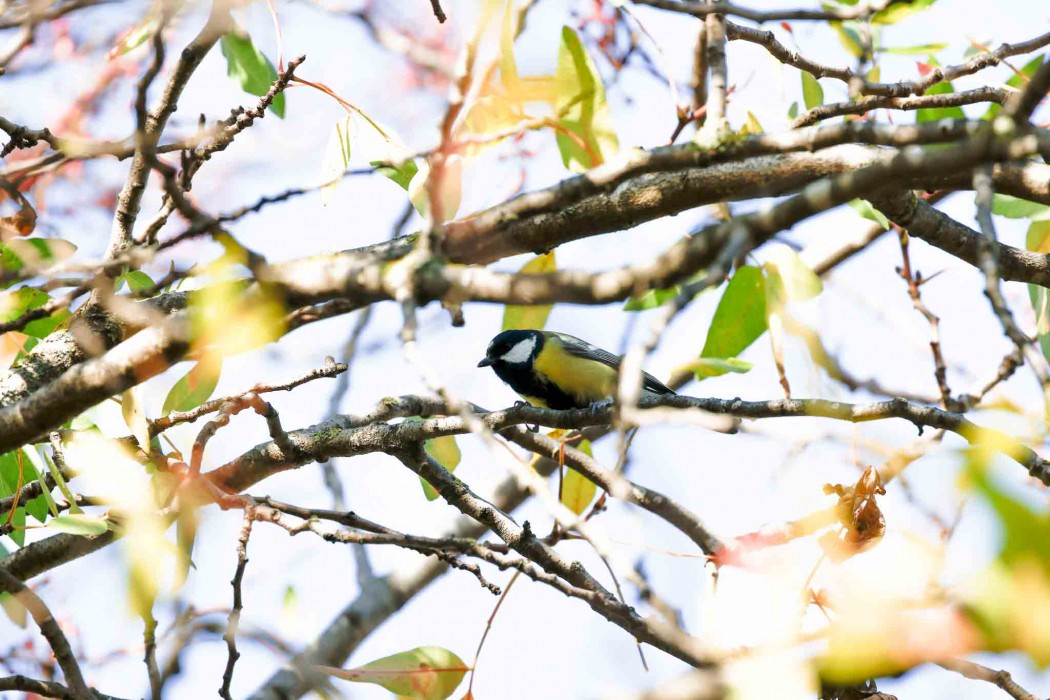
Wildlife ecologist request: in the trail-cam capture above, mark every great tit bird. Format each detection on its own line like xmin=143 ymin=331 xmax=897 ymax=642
xmin=477 ymin=329 xmax=675 ymax=410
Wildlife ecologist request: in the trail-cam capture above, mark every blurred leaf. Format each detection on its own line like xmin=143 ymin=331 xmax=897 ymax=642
xmin=0 ymin=287 xmax=47 ymax=323
xmin=739 ymin=110 xmax=763 ymax=136
xmin=47 ymin=514 xmax=109 ymax=536
xmin=6 ymin=508 xmax=24 ymax=547
xmin=22 ymin=307 xmax=69 ymax=340
xmin=985 ymin=54 xmax=1045 ymax=120
xmin=696 ymin=266 xmax=767 ymax=379
xmin=499 ymin=0 xmax=522 ymax=100
xmin=109 ymin=12 xmax=160 ymax=58
xmin=408 ymin=154 xmax=463 ymax=222
xmin=1026 ymin=221 xmax=1050 ymax=362
xmin=174 ymin=506 xmax=197 ymax=589
xmin=560 ymin=438 xmax=595 ymax=515
xmin=849 ymin=199 xmax=891 ymax=229
xmin=872 ymin=0 xmax=937 ymax=24
xmin=190 ymin=276 xmax=285 ymax=360
xmin=279 ymin=584 xmax=299 ymax=637
xmin=421 ymin=435 xmax=461 ymax=501
xmin=992 ymin=194 xmax=1050 ymax=220
xmin=624 ymin=286 xmax=680 ymax=311
xmin=963 ymin=453 xmax=1050 ymax=663
xmin=118 ymin=270 xmax=155 ymax=294
xmin=787 ymin=101 xmax=799 ymax=120
xmin=63 ymin=432 xmax=171 ymax=619
xmin=763 ymin=246 xmax=823 ymax=303
xmin=319 ymin=646 xmax=468 ymax=699
xmin=677 ymin=357 xmax=753 ymax=378
xmin=502 ymin=252 xmax=557 ymax=331
xmin=0 ymin=238 xmax=77 ymax=277
xmin=801 ymin=72 xmax=823 ymax=110
xmin=915 ymin=79 xmax=966 ymax=122
xmin=220 ymin=29 xmax=285 ymax=118
xmin=371 ymin=158 xmax=419 ymax=191
xmin=0 ymin=592 xmax=26 ymax=628
xmin=122 ymin=387 xmax=151 ymax=453
xmin=830 ymin=21 xmax=865 ymax=58
xmin=555 ymin=26 xmax=618 ymax=172
xmin=879 ymin=42 xmax=949 ymax=55
xmin=162 ymin=359 xmax=222 ymax=416
xmin=321 ymin=117 xmax=354 ymax=204
xmin=20 ymin=447 xmax=58 ymax=521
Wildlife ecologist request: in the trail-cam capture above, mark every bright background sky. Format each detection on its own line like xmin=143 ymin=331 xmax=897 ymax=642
xmin=2 ymin=0 xmax=1050 ymax=698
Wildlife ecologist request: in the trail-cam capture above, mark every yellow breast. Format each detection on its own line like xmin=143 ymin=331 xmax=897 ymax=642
xmin=533 ymin=342 xmax=617 ymax=405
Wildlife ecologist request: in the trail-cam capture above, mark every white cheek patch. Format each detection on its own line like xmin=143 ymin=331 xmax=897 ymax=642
xmin=501 ymin=336 xmax=537 ymax=364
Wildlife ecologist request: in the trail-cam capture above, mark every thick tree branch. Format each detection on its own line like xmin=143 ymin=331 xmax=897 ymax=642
xmin=0 ymin=569 xmax=92 ymax=699
xmin=869 ymin=191 xmax=1050 ymax=287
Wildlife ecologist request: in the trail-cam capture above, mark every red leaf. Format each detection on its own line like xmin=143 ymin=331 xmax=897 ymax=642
xmin=780 ymin=21 xmax=793 ymax=33
xmin=916 ymin=61 xmax=933 ymax=76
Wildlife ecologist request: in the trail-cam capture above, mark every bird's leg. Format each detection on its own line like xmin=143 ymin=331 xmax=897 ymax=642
xmin=514 ymin=400 xmax=540 ymax=432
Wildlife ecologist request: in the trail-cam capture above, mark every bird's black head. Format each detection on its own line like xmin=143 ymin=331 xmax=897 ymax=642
xmin=478 ymin=329 xmax=543 ymax=369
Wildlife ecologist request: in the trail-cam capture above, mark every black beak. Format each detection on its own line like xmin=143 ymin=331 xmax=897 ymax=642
xmin=478 ymin=357 xmax=492 ymax=368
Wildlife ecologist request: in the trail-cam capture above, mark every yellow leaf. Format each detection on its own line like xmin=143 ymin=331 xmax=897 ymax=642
xmin=421 ymin=435 xmax=461 ymax=501
xmin=121 ymin=386 xmax=151 ymax=452
xmin=554 ymin=26 xmax=618 ymax=172
xmin=561 ymin=466 xmax=596 ymax=515
xmin=319 ymin=646 xmax=469 ymax=700
xmin=63 ymin=433 xmax=172 ymax=619
xmin=502 ymin=252 xmax=556 ymax=331
xmin=190 ymin=274 xmax=285 ymax=361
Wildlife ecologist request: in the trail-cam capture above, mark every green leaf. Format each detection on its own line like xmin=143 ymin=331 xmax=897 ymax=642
xmin=319 ymin=646 xmax=468 ymax=700
xmin=801 ymin=71 xmax=824 ymax=110
xmin=872 ymin=0 xmax=937 ymax=24
xmin=992 ymin=194 xmax=1050 ymax=220
xmin=6 ymin=507 xmax=24 ymax=547
xmin=25 ymin=494 xmax=48 ymax=523
xmin=763 ymin=246 xmax=823 ymax=303
xmin=0 ymin=238 xmax=77 ymax=280
xmin=0 ymin=287 xmax=48 ymax=323
xmin=502 ymin=252 xmax=557 ymax=331
xmin=1026 ymin=221 xmax=1050 ymax=363
xmin=371 ymin=158 xmax=419 ymax=191
xmin=162 ymin=359 xmax=221 ymax=416
xmin=118 ymin=269 xmax=155 ymax=293
xmin=915 ymin=77 xmax=966 ymax=123
xmin=220 ymin=30 xmax=285 ymax=118
xmin=696 ymin=266 xmax=768 ymax=378
xmin=555 ymin=26 xmax=618 ymax=172
xmin=21 ymin=447 xmax=58 ymax=520
xmin=47 ymin=514 xmax=109 ymax=536
xmin=787 ymin=101 xmax=799 ymax=120
xmin=560 ymin=438 xmax=595 ymax=515
xmin=0 ymin=451 xmax=18 ymax=496
xmin=624 ymin=286 xmax=680 ymax=311
xmin=878 ymin=42 xmax=949 ymax=55
xmin=678 ymin=356 xmax=754 ymax=378
xmin=985 ymin=55 xmax=1045 ymax=121
xmin=849 ymin=198 xmax=891 ymax=229
xmin=22 ymin=307 xmax=69 ymax=339
xmin=830 ymin=21 xmax=866 ymax=58
xmin=421 ymin=435 xmax=461 ymax=501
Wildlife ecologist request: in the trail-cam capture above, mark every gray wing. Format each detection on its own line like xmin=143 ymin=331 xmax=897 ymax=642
xmin=549 ymin=332 xmax=676 ymax=395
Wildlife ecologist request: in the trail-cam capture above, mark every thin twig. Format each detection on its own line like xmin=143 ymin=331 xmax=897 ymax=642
xmin=219 ymin=508 xmax=255 ymax=700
